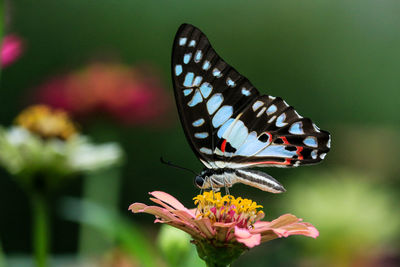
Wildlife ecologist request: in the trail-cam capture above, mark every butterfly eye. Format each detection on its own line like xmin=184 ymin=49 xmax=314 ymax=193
xmin=194 ymin=176 xmax=205 ymax=188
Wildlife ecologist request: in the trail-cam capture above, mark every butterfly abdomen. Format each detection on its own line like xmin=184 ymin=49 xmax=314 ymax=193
xmin=200 ymin=168 xmax=286 ymax=193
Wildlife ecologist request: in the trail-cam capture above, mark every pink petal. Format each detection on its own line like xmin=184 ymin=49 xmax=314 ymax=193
xmin=234 ymin=227 xmax=261 ymax=248
xmin=213 ymin=222 xmax=236 ymax=228
xmin=235 ymin=227 xmax=252 ymax=239
xmin=251 ymin=214 xmax=319 ymax=241
xmin=213 ymin=222 xmax=236 ymax=242
xmin=128 ymin=203 xmax=147 ymax=213
xmin=268 ymin=214 xmax=299 ymax=228
xmin=149 ymin=191 xmax=187 ymax=210
xmin=253 ymin=221 xmax=271 ymax=230
xmin=171 ymin=210 xmax=197 ymax=225
xmin=270 ymin=228 xmax=288 ymax=238
xmin=129 ymin=204 xmax=178 ymax=223
xmin=151 ymin=197 xmax=196 ymax=219
xmin=260 ymin=232 xmax=280 ymax=243
xmin=130 ymin=203 xmax=205 ymax=239
xmin=283 ymin=223 xmax=319 ymax=238
xmin=304 ymin=223 xmax=319 ymax=238
xmin=192 ymin=218 xmax=215 ymax=239
xmin=271 ymin=222 xmax=319 ymax=238
xmin=189 ymin=208 xmax=197 ymax=214
xmin=157 ymin=220 xmax=205 ymax=239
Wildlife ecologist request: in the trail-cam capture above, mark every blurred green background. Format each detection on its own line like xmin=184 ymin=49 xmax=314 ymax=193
xmin=1 ymin=0 xmax=400 ymax=266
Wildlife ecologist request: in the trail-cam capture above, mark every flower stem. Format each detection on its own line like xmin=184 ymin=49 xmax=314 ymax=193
xmin=205 ymin=261 xmax=229 ymax=267
xmin=32 ymin=193 xmax=49 ymax=267
xmin=194 ymin=239 xmax=246 ymax=267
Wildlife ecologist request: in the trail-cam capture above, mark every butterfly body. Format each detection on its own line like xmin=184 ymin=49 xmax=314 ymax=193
xmin=171 ymin=24 xmax=331 ymax=193
xmin=195 ymin=168 xmax=286 ymax=193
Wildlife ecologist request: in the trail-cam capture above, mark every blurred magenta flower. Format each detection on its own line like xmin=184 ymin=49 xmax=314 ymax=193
xmin=1 ymin=34 xmax=23 ymax=67
xmin=36 ymin=62 xmax=170 ymax=125
xmin=130 ymin=191 xmax=318 ymax=266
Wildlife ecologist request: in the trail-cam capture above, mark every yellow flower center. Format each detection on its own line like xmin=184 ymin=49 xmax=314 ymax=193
xmin=193 ymin=191 xmax=264 ymax=227
xmin=15 ymin=105 xmax=77 ymax=140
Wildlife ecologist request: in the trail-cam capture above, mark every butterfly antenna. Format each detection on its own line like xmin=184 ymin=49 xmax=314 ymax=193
xmin=160 ymin=157 xmax=197 ymax=176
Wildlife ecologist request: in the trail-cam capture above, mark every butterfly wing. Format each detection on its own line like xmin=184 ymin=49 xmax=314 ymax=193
xmin=171 ymin=24 xmax=330 ymax=169
xmin=213 ymin=95 xmax=331 ymax=168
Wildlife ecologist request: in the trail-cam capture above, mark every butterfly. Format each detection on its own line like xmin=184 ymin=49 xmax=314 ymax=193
xmin=171 ymin=24 xmax=331 ymax=193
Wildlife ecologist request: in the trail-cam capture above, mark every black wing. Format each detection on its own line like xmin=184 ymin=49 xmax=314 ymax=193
xmin=171 ymin=24 xmax=330 ymax=169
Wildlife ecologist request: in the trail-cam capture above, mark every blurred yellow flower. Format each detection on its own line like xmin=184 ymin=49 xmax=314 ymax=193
xmin=0 ymin=105 xmax=123 ymax=189
xmin=15 ymin=105 xmax=77 ymax=140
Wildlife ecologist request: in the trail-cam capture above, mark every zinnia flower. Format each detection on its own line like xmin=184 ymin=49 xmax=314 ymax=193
xmin=129 ymin=191 xmax=318 ymax=266
xmin=36 ymin=62 xmax=170 ymax=125
xmin=1 ymin=34 xmax=23 ymax=67
xmin=0 ymin=105 xmax=123 ymax=189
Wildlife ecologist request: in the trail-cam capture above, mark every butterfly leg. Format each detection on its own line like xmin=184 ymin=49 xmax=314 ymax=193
xmin=195 ymin=187 xmax=204 ymax=216
xmin=223 ymin=177 xmax=230 ymax=196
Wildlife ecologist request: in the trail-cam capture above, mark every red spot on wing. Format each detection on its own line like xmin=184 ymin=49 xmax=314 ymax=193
xmin=221 ymin=139 xmax=227 ymax=153
xmin=284 ymin=158 xmax=291 ymax=165
xmin=266 ymin=132 xmax=272 ymax=142
xmin=296 ymin=146 xmax=304 ymax=160
xmin=280 ymin=136 xmax=289 ymax=144
xmin=246 ymin=158 xmax=292 ymax=166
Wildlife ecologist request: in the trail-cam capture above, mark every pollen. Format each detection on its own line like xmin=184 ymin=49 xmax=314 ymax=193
xmin=15 ymin=105 xmax=77 ymax=140
xmin=193 ymin=191 xmax=264 ymax=227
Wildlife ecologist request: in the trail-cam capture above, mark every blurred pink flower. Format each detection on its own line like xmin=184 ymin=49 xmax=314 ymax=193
xmin=1 ymin=34 xmax=23 ymax=67
xmin=129 ymin=191 xmax=318 ymax=265
xmin=36 ymin=62 xmax=171 ymax=125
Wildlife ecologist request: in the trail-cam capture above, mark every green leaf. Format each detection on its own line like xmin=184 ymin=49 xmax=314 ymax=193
xmin=61 ymin=198 xmax=157 ymax=267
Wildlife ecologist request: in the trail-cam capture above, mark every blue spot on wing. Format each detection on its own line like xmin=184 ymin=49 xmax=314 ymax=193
xmin=195 ymin=51 xmax=202 ymax=63
xmin=183 ymin=72 xmax=194 ymax=87
xmin=241 ymin=88 xmax=251 ymax=96
xmin=194 ymin=132 xmax=208 ymax=139
xmin=266 ymin=105 xmax=277 ymax=115
xmin=183 ymin=53 xmax=192 ymax=64
xmin=179 ymin=38 xmax=187 ymax=46
xmin=200 ymin=83 xmax=212 ymax=98
xmin=289 ymin=122 xmax=304 ymax=135
xmin=175 ymin=65 xmax=182 ymax=76
xmin=217 ymin=118 xmax=234 ymax=138
xmin=192 ymin=118 xmax=205 ymax=127
xmin=183 ymin=89 xmax=193 ymax=96
xmin=188 ymin=90 xmax=203 ymax=107
xmin=212 ymin=105 xmax=233 ymax=128
xmin=276 ymin=113 xmax=287 ymax=127
xmin=207 ymin=93 xmax=223 ymax=115
xmin=303 ymin=137 xmax=318 ymax=148
xmin=202 ymin=61 xmax=211 ymax=70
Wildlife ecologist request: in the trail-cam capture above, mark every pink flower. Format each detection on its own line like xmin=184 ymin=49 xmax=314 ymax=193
xmin=1 ymin=34 xmax=23 ymax=67
xmin=36 ymin=62 xmax=171 ymax=126
xmin=129 ymin=191 xmax=318 ymax=265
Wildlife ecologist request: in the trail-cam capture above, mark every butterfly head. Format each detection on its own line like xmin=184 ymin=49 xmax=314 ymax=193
xmin=194 ymin=168 xmax=233 ymax=191
xmin=194 ymin=169 xmax=211 ymax=189
xmin=194 ymin=175 xmax=207 ymax=189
